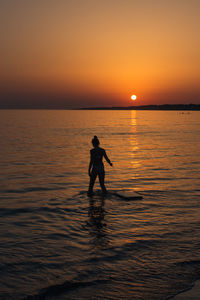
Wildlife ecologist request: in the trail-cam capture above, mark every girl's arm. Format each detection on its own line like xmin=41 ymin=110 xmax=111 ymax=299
xmin=103 ymin=150 xmax=113 ymax=166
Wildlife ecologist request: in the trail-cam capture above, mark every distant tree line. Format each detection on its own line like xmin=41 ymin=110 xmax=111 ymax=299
xmin=81 ymin=104 xmax=200 ymax=110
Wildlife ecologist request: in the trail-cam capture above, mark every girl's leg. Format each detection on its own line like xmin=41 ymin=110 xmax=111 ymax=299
xmin=98 ymin=172 xmax=107 ymax=193
xmin=88 ymin=172 xmax=97 ymax=194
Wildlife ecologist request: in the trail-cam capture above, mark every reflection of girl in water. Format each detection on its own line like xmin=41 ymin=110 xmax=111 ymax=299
xmin=88 ymin=136 xmax=112 ymax=195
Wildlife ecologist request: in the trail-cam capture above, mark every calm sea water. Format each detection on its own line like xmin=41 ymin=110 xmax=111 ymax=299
xmin=0 ymin=110 xmax=200 ymax=300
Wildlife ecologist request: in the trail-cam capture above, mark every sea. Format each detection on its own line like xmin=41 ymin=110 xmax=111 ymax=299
xmin=0 ymin=109 xmax=199 ymax=300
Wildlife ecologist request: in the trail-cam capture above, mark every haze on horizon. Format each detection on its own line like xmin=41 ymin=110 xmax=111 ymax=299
xmin=1 ymin=0 xmax=200 ymax=108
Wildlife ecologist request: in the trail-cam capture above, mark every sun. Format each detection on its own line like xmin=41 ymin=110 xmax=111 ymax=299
xmin=131 ymin=94 xmax=137 ymax=101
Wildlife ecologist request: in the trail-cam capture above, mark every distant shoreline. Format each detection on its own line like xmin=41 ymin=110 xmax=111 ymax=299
xmin=0 ymin=104 xmax=200 ymax=110
xmin=81 ymin=104 xmax=200 ymax=111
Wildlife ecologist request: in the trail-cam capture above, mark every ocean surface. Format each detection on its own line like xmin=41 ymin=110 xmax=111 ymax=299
xmin=0 ymin=109 xmax=200 ymax=300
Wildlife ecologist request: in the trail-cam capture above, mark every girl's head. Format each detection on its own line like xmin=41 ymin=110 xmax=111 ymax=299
xmin=92 ymin=135 xmax=100 ymax=147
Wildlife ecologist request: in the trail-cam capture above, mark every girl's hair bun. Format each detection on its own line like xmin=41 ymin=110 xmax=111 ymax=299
xmin=92 ymin=135 xmax=100 ymax=146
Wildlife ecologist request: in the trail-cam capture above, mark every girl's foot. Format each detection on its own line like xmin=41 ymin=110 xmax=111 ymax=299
xmin=87 ymin=190 xmax=94 ymax=196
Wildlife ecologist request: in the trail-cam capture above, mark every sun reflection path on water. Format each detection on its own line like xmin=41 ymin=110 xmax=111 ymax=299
xmin=130 ymin=110 xmax=141 ymax=172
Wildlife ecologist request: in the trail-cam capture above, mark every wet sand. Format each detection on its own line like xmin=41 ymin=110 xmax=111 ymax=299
xmin=173 ymin=280 xmax=200 ymax=299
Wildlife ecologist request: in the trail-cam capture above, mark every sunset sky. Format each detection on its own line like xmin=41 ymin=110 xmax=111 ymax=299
xmin=1 ymin=0 xmax=200 ymax=108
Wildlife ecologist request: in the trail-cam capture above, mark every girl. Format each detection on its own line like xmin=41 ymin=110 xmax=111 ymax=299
xmin=88 ymin=136 xmax=112 ymax=195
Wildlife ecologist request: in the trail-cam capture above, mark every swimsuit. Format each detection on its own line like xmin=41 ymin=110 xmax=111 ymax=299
xmin=90 ymin=147 xmax=106 ymax=175
xmin=92 ymin=164 xmax=105 ymax=174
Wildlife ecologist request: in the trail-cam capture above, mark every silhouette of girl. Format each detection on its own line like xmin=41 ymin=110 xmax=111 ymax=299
xmin=88 ymin=136 xmax=112 ymax=195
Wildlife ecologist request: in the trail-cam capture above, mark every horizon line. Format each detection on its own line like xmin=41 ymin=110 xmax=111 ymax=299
xmin=0 ymin=103 xmax=200 ymax=110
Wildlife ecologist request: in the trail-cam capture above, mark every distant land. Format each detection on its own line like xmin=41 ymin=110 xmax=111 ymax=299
xmin=0 ymin=104 xmax=200 ymax=110
xmin=81 ymin=104 xmax=200 ymax=111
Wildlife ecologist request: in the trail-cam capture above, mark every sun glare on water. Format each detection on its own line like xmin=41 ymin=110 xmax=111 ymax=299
xmin=131 ymin=95 xmax=137 ymax=101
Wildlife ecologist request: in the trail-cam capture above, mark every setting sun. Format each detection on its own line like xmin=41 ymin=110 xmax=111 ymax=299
xmin=131 ymin=95 xmax=137 ymax=101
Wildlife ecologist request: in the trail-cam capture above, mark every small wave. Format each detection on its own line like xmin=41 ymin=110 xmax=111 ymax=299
xmin=190 ymin=161 xmax=200 ymax=165
xmin=152 ymin=168 xmax=170 ymax=171
xmin=175 ymin=259 xmax=200 ymax=267
xmin=0 ymin=205 xmax=73 ymax=217
xmin=22 ymin=278 xmax=108 ymax=300
xmin=1 ymin=186 xmax=66 ymax=194
xmin=164 ymin=283 xmax=195 ymax=300
xmin=0 ymin=207 xmax=34 ymax=217
xmin=85 ymin=239 xmax=163 ymax=265
xmin=111 ymin=132 xmax=137 ymax=136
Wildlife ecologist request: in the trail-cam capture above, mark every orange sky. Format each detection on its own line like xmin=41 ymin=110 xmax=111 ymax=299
xmin=0 ymin=0 xmax=200 ymax=108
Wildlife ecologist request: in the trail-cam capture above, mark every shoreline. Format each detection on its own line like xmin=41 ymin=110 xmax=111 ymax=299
xmin=81 ymin=104 xmax=200 ymax=111
xmin=0 ymin=104 xmax=200 ymax=110
xmin=171 ymin=279 xmax=200 ymax=299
